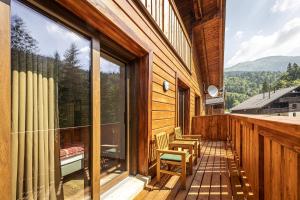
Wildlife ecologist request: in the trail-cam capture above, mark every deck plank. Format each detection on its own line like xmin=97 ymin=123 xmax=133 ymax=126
xmin=209 ymin=141 xmax=221 ymax=200
xmin=197 ymin=141 xmax=216 ymax=200
xmin=177 ymin=141 xmax=212 ymax=200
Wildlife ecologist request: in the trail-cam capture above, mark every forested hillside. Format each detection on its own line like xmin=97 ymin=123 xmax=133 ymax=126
xmin=225 ymin=56 xmax=300 ymax=72
xmin=225 ymin=63 xmax=300 ymax=110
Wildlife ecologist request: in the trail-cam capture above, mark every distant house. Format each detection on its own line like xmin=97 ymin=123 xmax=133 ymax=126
xmin=206 ymin=97 xmax=225 ymax=115
xmin=231 ymin=86 xmax=300 ymax=117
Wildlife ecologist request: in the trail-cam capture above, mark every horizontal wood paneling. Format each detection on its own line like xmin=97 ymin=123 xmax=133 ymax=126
xmin=152 ymin=64 xmax=175 ymax=84
xmin=152 ymin=118 xmax=175 ymax=129
xmin=152 ymin=110 xmax=175 ymax=120
xmin=152 ymin=73 xmax=175 ymax=91
xmin=152 ymin=82 xmax=175 ymax=97
xmin=152 ymin=101 xmax=175 ymax=111
xmin=152 ymin=92 xmax=175 ymax=104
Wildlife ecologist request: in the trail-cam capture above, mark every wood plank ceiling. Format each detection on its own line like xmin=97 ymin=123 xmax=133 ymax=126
xmin=175 ymin=0 xmax=226 ymax=91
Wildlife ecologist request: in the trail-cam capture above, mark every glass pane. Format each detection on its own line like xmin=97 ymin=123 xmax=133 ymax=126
xmin=100 ymin=55 xmax=127 ymax=187
xmin=11 ymin=0 xmax=91 ymax=199
xmin=178 ymin=89 xmax=185 ymax=130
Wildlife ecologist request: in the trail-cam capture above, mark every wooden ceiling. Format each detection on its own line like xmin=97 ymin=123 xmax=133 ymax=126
xmin=174 ymin=0 xmax=226 ymax=90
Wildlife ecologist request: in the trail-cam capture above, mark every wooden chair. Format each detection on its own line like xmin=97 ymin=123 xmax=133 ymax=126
xmin=174 ymin=127 xmax=201 ymax=157
xmin=155 ymin=132 xmax=193 ymax=189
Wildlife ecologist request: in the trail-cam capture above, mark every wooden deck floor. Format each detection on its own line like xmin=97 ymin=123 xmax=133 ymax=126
xmin=134 ymin=141 xmax=253 ymax=200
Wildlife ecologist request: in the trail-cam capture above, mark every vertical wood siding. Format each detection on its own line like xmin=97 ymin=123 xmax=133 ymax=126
xmin=192 ymin=114 xmax=300 ymax=200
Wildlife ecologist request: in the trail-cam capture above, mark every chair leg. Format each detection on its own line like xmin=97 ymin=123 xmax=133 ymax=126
xmin=181 ymin=160 xmax=186 ymax=189
xmin=198 ymin=144 xmax=201 ymax=157
xmin=157 ymin=158 xmax=161 ymax=182
xmin=189 ymin=156 xmax=193 ymax=175
xmin=194 ymin=145 xmax=197 ymax=165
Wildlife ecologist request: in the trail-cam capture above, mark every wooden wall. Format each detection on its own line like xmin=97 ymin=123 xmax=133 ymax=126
xmin=81 ymin=0 xmax=204 ymax=136
xmin=56 ymin=0 xmax=205 ymax=173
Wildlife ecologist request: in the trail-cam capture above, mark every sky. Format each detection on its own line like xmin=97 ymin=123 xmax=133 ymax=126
xmin=224 ymin=0 xmax=300 ymax=68
xmin=11 ymin=0 xmax=130 ymax=74
xmin=12 ymin=0 xmax=91 ymax=70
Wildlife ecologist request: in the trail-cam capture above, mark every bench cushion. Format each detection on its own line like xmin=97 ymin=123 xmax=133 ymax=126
xmin=160 ymin=152 xmax=190 ymax=162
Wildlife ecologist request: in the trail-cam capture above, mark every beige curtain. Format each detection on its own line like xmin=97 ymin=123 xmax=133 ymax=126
xmin=11 ymin=49 xmax=58 ymax=200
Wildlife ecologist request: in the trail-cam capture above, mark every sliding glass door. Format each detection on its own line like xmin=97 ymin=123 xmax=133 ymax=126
xmin=100 ymin=54 xmax=128 ymax=190
xmin=11 ymin=0 xmax=91 ymax=199
xmin=178 ymin=89 xmax=186 ymax=131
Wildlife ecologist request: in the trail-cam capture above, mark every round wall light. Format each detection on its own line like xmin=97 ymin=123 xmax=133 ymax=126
xmin=163 ymin=80 xmax=170 ymax=92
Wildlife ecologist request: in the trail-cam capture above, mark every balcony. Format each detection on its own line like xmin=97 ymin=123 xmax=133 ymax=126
xmin=137 ymin=0 xmax=192 ymax=71
xmin=135 ymin=114 xmax=300 ymax=200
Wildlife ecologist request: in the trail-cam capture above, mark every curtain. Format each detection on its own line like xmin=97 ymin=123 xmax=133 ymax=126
xmin=11 ymin=49 xmax=59 ymax=200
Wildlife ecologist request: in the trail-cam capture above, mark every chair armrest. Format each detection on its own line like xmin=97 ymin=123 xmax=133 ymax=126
xmin=175 ymin=138 xmax=198 ymax=142
xmin=156 ymin=149 xmax=186 ymax=156
xmin=182 ymin=135 xmax=201 ymax=139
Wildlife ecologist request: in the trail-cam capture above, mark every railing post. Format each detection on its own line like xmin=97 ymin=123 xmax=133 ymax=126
xmin=258 ymin=133 xmax=264 ymax=200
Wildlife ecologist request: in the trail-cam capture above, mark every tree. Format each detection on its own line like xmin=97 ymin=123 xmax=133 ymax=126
xmin=58 ymin=43 xmax=90 ymax=127
xmin=11 ymin=15 xmax=38 ymax=52
xmin=275 ymin=63 xmax=300 ymax=89
xmin=262 ymin=80 xmax=268 ymax=98
xmin=224 ymin=71 xmax=283 ymax=110
xmin=63 ymin=43 xmax=80 ymax=67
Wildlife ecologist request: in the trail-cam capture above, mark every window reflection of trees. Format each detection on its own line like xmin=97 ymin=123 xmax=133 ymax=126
xmin=11 ymin=15 xmax=91 ymax=128
xmin=11 ymin=11 xmax=91 ymax=199
xmin=101 ymin=71 xmax=122 ymax=124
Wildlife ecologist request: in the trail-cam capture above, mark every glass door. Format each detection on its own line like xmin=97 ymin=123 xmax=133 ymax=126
xmin=178 ymin=89 xmax=185 ymax=131
xmin=100 ymin=53 xmax=128 ymax=190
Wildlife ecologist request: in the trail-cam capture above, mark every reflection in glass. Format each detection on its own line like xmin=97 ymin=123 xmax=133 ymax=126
xmin=100 ymin=55 xmax=127 ymax=187
xmin=11 ymin=0 xmax=91 ymax=199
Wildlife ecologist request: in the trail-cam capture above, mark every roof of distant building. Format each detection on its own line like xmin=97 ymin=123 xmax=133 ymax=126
xmin=206 ymin=97 xmax=224 ymax=105
xmin=231 ymin=86 xmax=300 ymax=111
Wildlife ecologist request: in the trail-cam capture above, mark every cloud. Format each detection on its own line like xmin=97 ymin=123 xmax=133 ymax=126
xmin=46 ymin=23 xmax=81 ymax=42
xmin=234 ymin=31 xmax=244 ymax=40
xmin=225 ymin=27 xmax=229 ymax=32
xmin=79 ymin=46 xmax=90 ymax=53
xmin=227 ymin=18 xmax=300 ymax=66
xmin=271 ymin=0 xmax=300 ymax=13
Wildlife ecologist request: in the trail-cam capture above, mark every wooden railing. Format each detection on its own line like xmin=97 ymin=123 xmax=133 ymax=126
xmin=192 ymin=115 xmax=229 ymax=140
xmin=192 ymin=114 xmax=300 ymax=200
xmin=138 ymin=0 xmax=191 ymax=70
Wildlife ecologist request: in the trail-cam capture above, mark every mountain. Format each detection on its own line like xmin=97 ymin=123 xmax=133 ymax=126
xmin=225 ymin=56 xmax=300 ymax=72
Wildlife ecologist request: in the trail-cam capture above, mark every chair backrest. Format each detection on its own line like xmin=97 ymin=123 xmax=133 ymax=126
xmin=174 ymin=127 xmax=183 ymax=139
xmin=155 ymin=132 xmax=169 ymax=150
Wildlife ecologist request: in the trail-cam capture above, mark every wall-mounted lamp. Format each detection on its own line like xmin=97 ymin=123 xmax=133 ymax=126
xmin=163 ymin=80 xmax=170 ymax=92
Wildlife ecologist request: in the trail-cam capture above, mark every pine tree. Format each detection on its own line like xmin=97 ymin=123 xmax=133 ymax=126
xmin=11 ymin=15 xmax=38 ymax=52
xmin=63 ymin=43 xmax=80 ymax=67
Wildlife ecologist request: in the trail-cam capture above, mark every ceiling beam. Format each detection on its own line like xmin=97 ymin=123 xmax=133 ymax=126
xmin=193 ymin=0 xmax=201 ymax=20
xmin=219 ymin=0 xmax=225 ymax=88
xmin=193 ymin=9 xmax=221 ymax=27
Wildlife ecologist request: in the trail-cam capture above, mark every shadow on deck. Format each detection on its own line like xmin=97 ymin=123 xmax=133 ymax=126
xmin=134 ymin=141 xmax=254 ymax=200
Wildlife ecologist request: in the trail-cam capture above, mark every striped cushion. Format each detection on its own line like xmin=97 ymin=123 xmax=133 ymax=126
xmin=60 ymin=143 xmax=84 ymax=159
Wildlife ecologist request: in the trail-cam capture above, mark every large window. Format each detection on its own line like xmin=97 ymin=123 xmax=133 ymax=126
xmin=11 ymin=0 xmax=91 ymax=199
